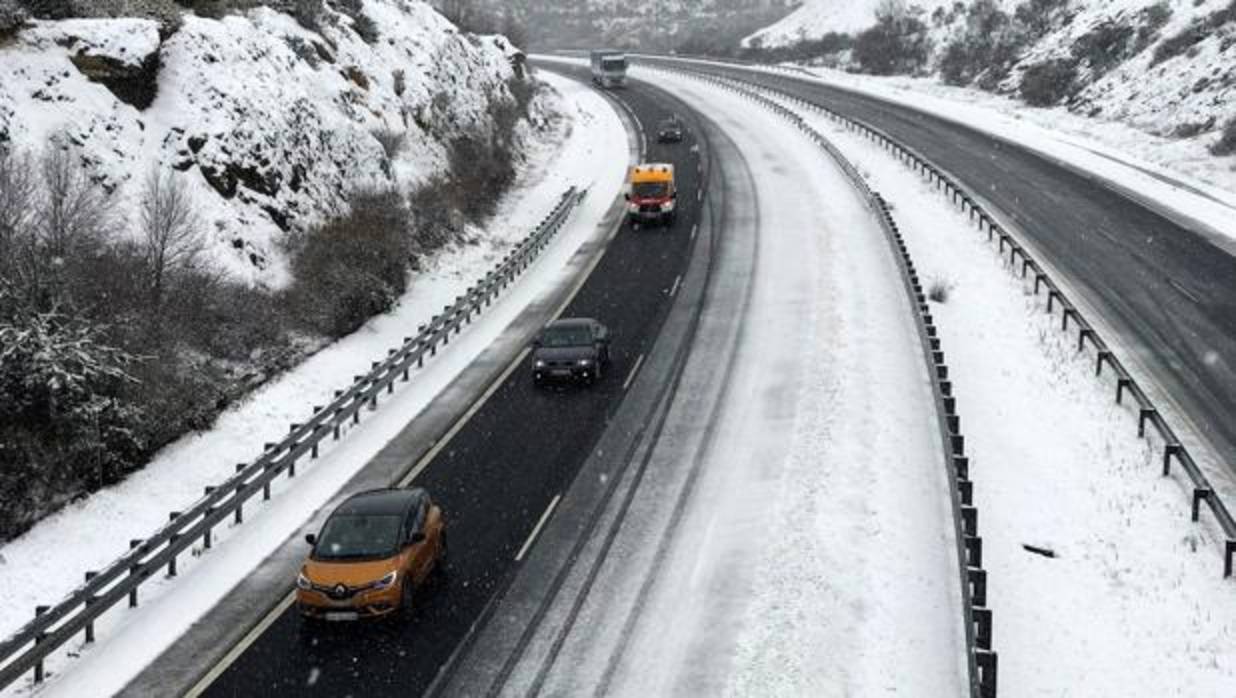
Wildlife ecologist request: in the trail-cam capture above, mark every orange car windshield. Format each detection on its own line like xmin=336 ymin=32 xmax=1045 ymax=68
xmin=315 ymin=514 xmax=402 ymax=560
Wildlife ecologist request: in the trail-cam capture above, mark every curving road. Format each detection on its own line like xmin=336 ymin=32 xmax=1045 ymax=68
xmin=176 ymin=65 xmax=720 ymax=698
xmin=638 ymin=57 xmax=1236 ymax=483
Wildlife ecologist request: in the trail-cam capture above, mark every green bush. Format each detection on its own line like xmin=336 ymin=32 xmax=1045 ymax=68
xmin=1020 ymin=58 xmax=1079 ymax=106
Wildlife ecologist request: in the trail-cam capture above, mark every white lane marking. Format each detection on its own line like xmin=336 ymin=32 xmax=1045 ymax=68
xmin=1168 ymin=277 xmax=1200 ymax=304
xmin=515 ymin=494 xmax=562 ymax=562
xmin=669 ymin=274 xmax=682 ymax=297
xmin=690 ymin=223 xmax=698 ymax=241
xmin=623 ymin=353 xmax=646 ymax=391
xmin=185 ymin=594 xmax=295 ymax=698
xmin=190 ymin=147 xmax=637 ymax=698
xmin=697 ymin=189 xmax=703 ymax=202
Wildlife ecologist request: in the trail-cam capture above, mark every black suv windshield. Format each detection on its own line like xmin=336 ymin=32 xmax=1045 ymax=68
xmin=542 ymin=325 xmax=592 ymax=347
xmin=633 ymin=182 xmax=668 ymax=198
xmin=315 ymin=514 xmax=402 ymax=560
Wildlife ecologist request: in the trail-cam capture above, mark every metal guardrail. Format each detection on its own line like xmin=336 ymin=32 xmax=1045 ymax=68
xmin=0 ymin=187 xmax=585 ymax=691
xmin=691 ymin=66 xmax=1236 ymax=578
xmin=644 ymin=64 xmax=998 ymax=697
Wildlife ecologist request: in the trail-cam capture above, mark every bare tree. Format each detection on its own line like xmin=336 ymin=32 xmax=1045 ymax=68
xmin=139 ymin=167 xmax=203 ymax=305
xmin=38 ymin=141 xmax=114 ymax=260
xmin=0 ymin=146 xmax=37 ymax=281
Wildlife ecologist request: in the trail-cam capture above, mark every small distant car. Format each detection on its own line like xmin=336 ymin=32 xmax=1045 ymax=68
xmin=532 ymin=318 xmax=612 ymax=386
xmin=656 ymin=116 xmax=685 ymax=143
xmin=296 ymin=487 xmax=445 ymax=622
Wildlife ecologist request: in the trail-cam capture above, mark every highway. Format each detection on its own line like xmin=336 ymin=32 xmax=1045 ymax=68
xmin=122 ymin=56 xmax=1236 ymax=698
xmin=187 ymin=65 xmax=719 ymax=698
xmin=638 ymin=58 xmax=1236 ymax=482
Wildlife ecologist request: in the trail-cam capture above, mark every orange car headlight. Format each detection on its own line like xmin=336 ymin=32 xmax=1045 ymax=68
xmin=296 ymin=572 xmax=312 ymax=591
xmin=372 ymin=571 xmax=397 ymax=590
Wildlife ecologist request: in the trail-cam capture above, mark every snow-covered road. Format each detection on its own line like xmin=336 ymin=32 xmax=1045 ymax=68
xmin=765 ymin=85 xmax=1236 ymax=695
xmin=495 ymin=65 xmax=967 ymax=696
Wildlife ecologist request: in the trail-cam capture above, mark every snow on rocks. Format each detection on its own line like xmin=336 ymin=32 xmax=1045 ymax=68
xmin=0 ymin=1 xmax=521 ymax=285
xmin=745 ymin=0 xmax=1236 ymax=181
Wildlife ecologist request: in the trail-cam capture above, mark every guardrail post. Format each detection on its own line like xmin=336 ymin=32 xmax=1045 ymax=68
xmin=976 ymin=650 xmax=998 ymax=698
xmin=1226 ymin=541 xmax=1235 ymax=578
xmin=167 ymin=512 xmax=181 ymax=577
xmin=1192 ymin=488 xmax=1211 ymax=522
xmin=965 ymin=535 xmax=983 ymax=568
xmin=203 ymin=486 xmax=216 ymax=548
xmin=235 ymin=463 xmax=247 ymax=523
xmin=1116 ymin=377 xmax=1132 ymax=404
xmin=1163 ymin=444 xmax=1182 ymax=476
xmin=974 ymin=607 xmax=993 ymax=650
xmin=1079 ymin=328 xmax=1095 ymax=352
xmin=129 ymin=540 xmax=142 ymax=607
xmin=1096 ymin=350 xmax=1111 ymax=375
xmin=961 ymin=506 xmax=978 ymax=537
xmin=83 ymin=571 xmax=98 ymax=643
xmin=967 ymin=567 xmax=987 ymax=606
xmin=33 ymin=605 xmax=49 ymax=684
xmin=1034 ymin=273 xmax=1047 ymax=294
xmin=1138 ymin=408 xmax=1156 ymax=438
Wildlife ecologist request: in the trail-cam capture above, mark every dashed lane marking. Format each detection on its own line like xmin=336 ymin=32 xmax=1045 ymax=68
xmin=515 ymin=494 xmax=562 ymax=562
xmin=623 ymin=353 xmax=646 ymax=391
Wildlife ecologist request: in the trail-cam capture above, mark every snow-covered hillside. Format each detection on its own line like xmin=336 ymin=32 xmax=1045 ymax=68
xmin=746 ymin=0 xmax=953 ymax=43
xmin=743 ymin=0 xmax=1236 ymax=154
xmin=0 ymin=0 xmax=524 ymax=285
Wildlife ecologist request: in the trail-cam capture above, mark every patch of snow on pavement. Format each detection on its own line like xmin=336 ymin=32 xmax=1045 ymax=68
xmin=547 ymin=65 xmax=967 ymax=697
xmin=0 ymin=70 xmax=628 ymax=698
xmin=789 ymin=96 xmax=1236 ymax=696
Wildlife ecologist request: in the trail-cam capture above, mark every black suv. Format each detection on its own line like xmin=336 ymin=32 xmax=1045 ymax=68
xmin=656 ymin=116 xmax=684 ymax=143
xmin=532 ymin=318 xmax=612 ymax=386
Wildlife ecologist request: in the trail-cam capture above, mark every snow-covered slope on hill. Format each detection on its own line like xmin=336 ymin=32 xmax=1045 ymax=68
xmin=743 ymin=0 xmax=1236 ymax=170
xmin=746 ymin=0 xmax=952 ymax=44
xmin=0 ymin=1 xmax=521 ymax=285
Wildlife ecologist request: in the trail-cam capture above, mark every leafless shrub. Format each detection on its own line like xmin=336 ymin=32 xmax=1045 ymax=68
xmin=371 ymin=127 xmax=406 ymax=159
xmin=928 ymin=276 xmax=954 ymax=303
xmin=0 ymin=146 xmax=37 ymax=278
xmin=0 ymin=0 xmax=28 ymax=42
xmin=38 ymin=143 xmax=114 ymax=258
xmin=286 ymin=187 xmax=411 ymax=338
xmin=289 ymin=0 xmax=326 ymax=33
xmin=139 ymin=167 xmax=203 ymax=305
xmin=1211 ymin=116 xmax=1236 ymax=156
xmin=392 ymin=68 xmax=406 ymax=97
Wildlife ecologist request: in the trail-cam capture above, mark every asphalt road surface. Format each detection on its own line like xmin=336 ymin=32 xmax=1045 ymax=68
xmin=199 ymin=67 xmax=712 ymax=698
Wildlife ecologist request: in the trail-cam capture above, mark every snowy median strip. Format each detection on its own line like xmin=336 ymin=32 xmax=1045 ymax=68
xmin=644 ymin=64 xmax=997 ymax=698
xmin=0 ymin=72 xmax=629 ymax=698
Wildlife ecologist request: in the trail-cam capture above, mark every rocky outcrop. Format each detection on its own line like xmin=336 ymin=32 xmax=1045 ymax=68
xmin=0 ymin=1 xmax=522 ymax=285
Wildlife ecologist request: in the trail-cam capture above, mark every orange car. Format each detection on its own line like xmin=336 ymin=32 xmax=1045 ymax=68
xmin=296 ymin=487 xmax=446 ymax=621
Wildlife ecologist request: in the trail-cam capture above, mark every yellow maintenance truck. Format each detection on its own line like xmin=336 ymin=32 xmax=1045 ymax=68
xmin=625 ymin=163 xmax=677 ymax=228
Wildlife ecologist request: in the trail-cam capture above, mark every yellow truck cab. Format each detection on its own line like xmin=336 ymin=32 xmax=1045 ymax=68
xmin=625 ymin=163 xmax=677 ymax=228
